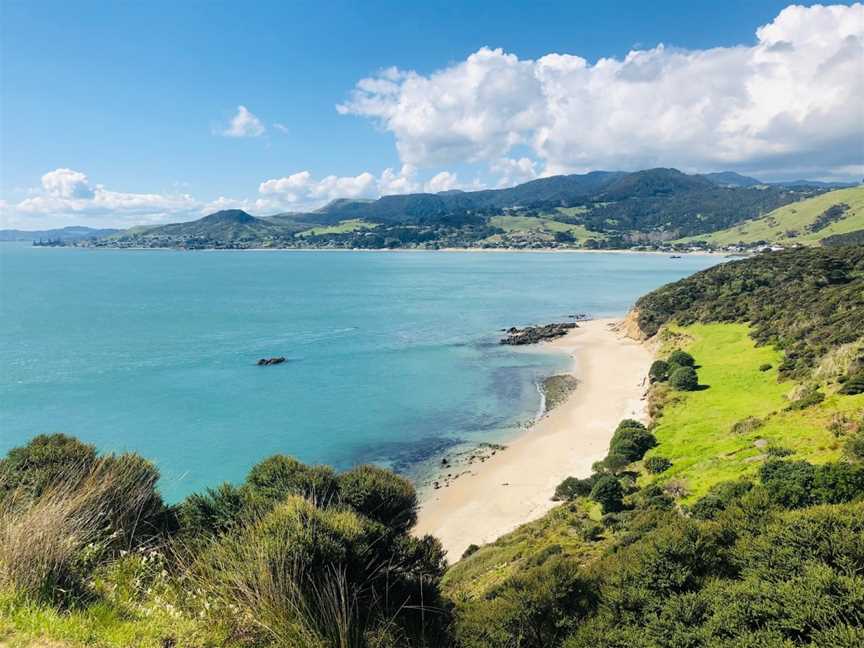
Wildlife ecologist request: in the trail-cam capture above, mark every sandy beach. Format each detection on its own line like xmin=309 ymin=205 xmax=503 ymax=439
xmin=413 ymin=318 xmax=652 ymax=561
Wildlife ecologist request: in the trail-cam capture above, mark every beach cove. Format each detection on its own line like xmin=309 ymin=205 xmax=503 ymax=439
xmin=415 ymin=318 xmax=652 ymax=560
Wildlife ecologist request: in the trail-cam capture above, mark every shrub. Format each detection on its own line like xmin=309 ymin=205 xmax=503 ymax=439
xmin=453 ymin=557 xmax=595 ymax=648
xmin=839 ymin=372 xmax=864 ymax=395
xmin=178 ymin=482 xmax=246 ymax=537
xmin=785 ymin=390 xmax=825 ymax=411
xmin=243 ymin=455 xmax=338 ymax=511
xmin=846 ymin=430 xmax=864 ymax=461
xmin=766 ymin=445 xmax=794 ymax=458
xmin=759 ymin=363 xmax=773 ymax=371
xmin=0 ymin=434 xmax=96 ymax=502
xmin=730 ymin=416 xmax=763 ymax=434
xmin=669 ymin=366 xmax=698 ymax=391
xmin=812 ymin=462 xmax=864 ymax=504
xmin=649 ymin=360 xmax=670 ymax=383
xmin=645 ymin=456 xmax=672 ymax=474
xmin=461 ymin=544 xmax=480 ymax=560
xmin=608 ymin=422 xmax=656 ymax=463
xmin=337 ymin=464 xmax=418 ymax=532
xmin=760 ymin=460 xmax=816 ymax=509
xmin=553 ymin=476 xmax=594 ymax=501
xmin=668 ymin=350 xmax=695 ymax=367
xmin=690 ymin=479 xmax=754 ymax=520
xmin=590 ymin=476 xmax=624 ymax=514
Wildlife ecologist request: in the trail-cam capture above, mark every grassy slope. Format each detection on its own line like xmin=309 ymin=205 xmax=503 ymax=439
xmin=488 ymin=215 xmax=604 ymax=243
xmin=296 ymin=218 xmax=378 ymax=237
xmin=442 ymin=501 xmax=607 ymax=601
xmin=675 ymin=186 xmax=864 ymax=246
xmin=642 ymin=323 xmax=864 ymax=501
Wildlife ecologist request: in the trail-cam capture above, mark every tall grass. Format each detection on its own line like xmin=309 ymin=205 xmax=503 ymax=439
xmin=0 ymin=455 xmax=164 ymax=604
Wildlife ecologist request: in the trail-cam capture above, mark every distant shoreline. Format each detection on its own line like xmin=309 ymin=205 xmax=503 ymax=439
xmin=19 ymin=243 xmax=730 ymax=258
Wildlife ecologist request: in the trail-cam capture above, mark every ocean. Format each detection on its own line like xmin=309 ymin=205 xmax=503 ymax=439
xmin=0 ymin=245 xmax=719 ymax=501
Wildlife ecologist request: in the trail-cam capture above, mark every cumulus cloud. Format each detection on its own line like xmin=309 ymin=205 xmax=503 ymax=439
xmin=5 ymin=168 xmax=201 ymax=228
xmin=219 ymin=105 xmax=266 ymax=137
xmin=41 ymin=168 xmax=96 ymax=199
xmin=257 ymin=165 xmax=467 ymax=210
xmin=338 ymin=3 xmax=864 ymax=179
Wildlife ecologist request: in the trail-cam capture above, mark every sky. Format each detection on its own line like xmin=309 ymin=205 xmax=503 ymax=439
xmin=1 ymin=1 xmax=862 ymax=229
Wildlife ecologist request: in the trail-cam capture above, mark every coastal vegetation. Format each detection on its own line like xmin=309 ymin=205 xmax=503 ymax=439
xmin=3 ymin=247 xmax=864 ymax=647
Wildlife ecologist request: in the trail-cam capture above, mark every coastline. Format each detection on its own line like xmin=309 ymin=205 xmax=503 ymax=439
xmin=413 ymin=318 xmax=652 ymax=561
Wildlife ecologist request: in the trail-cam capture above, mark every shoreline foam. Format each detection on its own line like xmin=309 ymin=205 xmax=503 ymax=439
xmin=413 ymin=318 xmax=652 ymax=561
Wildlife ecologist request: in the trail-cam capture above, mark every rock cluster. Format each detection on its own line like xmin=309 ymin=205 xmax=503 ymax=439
xmin=257 ymin=356 xmax=286 ymax=366
xmin=500 ymin=322 xmax=577 ymax=345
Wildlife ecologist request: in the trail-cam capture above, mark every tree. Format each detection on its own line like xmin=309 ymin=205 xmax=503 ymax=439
xmin=667 ymin=350 xmax=695 ymax=367
xmin=645 ymin=456 xmax=672 ymax=474
xmin=649 ymin=360 xmax=670 ymax=383
xmin=670 ymin=366 xmax=699 ymax=391
xmin=591 ymin=475 xmax=624 ymax=513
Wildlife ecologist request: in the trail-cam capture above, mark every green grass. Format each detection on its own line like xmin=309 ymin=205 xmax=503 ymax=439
xmin=442 ymin=501 xmax=607 ymax=600
xmin=488 ymin=215 xmax=605 ymax=243
xmin=0 ymin=590 xmax=224 ymax=648
xmin=675 ymin=186 xmax=864 ymax=246
xmin=296 ymin=218 xmax=378 ymax=237
xmin=642 ymin=323 xmax=864 ymax=501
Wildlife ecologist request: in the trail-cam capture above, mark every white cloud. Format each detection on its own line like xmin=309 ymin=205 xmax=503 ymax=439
xmin=41 ymin=168 xmax=96 ymax=199
xmin=338 ymin=3 xmax=864 ymax=179
xmin=273 ymin=123 xmax=289 ymax=134
xmin=5 ymin=168 xmax=201 ymax=228
xmin=425 ymin=170 xmax=461 ymax=193
xmin=490 ymin=157 xmax=539 ymax=187
xmin=219 ymin=105 xmax=266 ymax=138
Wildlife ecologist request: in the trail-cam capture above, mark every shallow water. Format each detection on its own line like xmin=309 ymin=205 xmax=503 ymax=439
xmin=0 ymin=245 xmax=719 ymax=501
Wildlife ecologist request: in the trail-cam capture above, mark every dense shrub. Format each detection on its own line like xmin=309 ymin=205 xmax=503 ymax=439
xmin=608 ymin=421 xmax=656 ymax=463
xmin=846 ymin=430 xmax=864 ymax=461
xmin=649 ymin=360 xmax=670 ymax=383
xmin=785 ymin=389 xmax=826 ymax=411
xmin=690 ymin=479 xmax=754 ymax=520
xmin=337 ymin=464 xmax=418 ymax=532
xmin=839 ymin=371 xmax=864 ymax=395
xmin=667 ymin=350 xmax=695 ymax=368
xmin=178 ymin=482 xmax=246 ymax=537
xmin=590 ymin=476 xmax=624 ymax=514
xmin=0 ymin=434 xmax=96 ymax=502
xmin=453 ymin=557 xmax=596 ymax=648
xmin=759 ymin=362 xmax=773 ymax=371
xmin=669 ymin=366 xmax=699 ymax=391
xmin=765 ymin=445 xmax=793 ymax=457
xmin=812 ymin=462 xmax=864 ymax=504
xmin=760 ymin=459 xmax=816 ymax=508
xmin=461 ymin=544 xmax=480 ymax=560
xmin=553 ymin=476 xmax=594 ymax=501
xmin=243 ymin=454 xmax=338 ymax=510
xmin=644 ymin=456 xmax=672 ymax=474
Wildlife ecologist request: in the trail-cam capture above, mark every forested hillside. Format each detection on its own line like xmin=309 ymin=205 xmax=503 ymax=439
xmin=86 ymin=169 xmax=826 ymax=250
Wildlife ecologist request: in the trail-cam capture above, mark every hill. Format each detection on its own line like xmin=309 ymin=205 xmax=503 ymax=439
xmin=89 ymin=169 xmax=830 ymax=250
xmin=0 ymin=226 xmax=121 ymax=242
xmin=675 ymin=185 xmax=864 ymax=247
xmin=102 ymin=209 xmax=298 ymax=249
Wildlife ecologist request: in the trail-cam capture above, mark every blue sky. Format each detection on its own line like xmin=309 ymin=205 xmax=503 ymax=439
xmin=1 ymin=1 xmax=862 ymax=228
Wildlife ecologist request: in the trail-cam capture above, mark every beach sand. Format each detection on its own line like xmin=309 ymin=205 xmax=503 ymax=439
xmin=413 ymin=318 xmax=652 ymax=561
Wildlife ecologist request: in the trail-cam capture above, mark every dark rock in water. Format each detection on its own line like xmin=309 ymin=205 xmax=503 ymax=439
xmin=257 ymin=356 xmax=286 ymax=366
xmin=500 ymin=322 xmax=577 ymax=346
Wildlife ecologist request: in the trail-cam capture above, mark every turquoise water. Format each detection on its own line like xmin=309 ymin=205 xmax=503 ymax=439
xmin=0 ymin=245 xmax=719 ymax=501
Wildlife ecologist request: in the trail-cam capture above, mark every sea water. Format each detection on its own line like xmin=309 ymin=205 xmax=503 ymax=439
xmin=0 ymin=245 xmax=719 ymax=501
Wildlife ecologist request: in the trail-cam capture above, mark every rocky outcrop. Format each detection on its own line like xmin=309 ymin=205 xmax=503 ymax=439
xmin=499 ymin=322 xmax=577 ymax=345
xmin=257 ymin=357 xmax=286 ymax=366
xmin=617 ymin=308 xmax=649 ymax=341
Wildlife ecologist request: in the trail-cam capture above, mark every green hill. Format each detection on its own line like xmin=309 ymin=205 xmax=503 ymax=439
xmin=675 ymin=185 xmax=864 ymax=247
